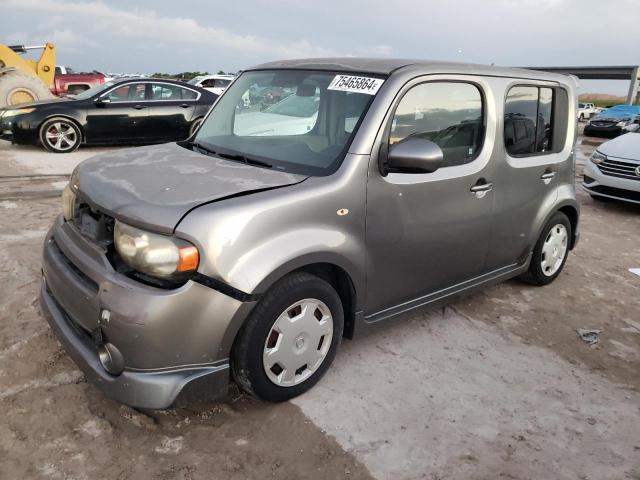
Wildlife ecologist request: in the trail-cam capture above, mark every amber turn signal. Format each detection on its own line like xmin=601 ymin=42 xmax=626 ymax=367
xmin=177 ymin=246 xmax=200 ymax=272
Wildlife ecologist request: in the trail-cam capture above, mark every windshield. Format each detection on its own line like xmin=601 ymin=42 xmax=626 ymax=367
xmin=72 ymin=82 xmax=114 ymax=100
xmin=193 ymin=70 xmax=382 ymax=176
xmin=187 ymin=77 xmax=203 ymax=85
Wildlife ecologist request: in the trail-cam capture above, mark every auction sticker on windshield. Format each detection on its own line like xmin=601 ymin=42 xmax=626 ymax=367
xmin=328 ymin=75 xmax=384 ymax=95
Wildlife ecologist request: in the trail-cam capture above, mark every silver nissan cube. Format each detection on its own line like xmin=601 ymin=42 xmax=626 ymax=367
xmin=40 ymin=58 xmax=580 ymax=408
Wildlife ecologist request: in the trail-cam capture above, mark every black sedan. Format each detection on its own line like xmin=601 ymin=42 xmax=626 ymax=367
xmin=0 ymin=79 xmax=218 ymax=153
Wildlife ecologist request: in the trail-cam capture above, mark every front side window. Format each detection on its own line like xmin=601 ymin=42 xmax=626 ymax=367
xmin=389 ymin=82 xmax=484 ymax=168
xmin=105 ymin=83 xmax=146 ymax=102
xmin=194 ymin=70 xmax=380 ymax=176
xmin=504 ymin=86 xmax=554 ymax=156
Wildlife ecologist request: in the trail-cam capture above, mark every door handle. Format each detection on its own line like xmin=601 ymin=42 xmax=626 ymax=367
xmin=541 ymin=171 xmax=556 ymax=184
xmin=133 ymin=105 xmax=146 ymax=110
xmin=180 ymin=103 xmax=190 ymax=108
xmin=470 ymin=182 xmax=493 ymax=193
xmin=470 ymin=180 xmax=493 ymax=198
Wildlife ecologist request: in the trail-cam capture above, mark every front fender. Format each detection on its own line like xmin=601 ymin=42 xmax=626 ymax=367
xmin=176 ymin=154 xmax=369 ymax=306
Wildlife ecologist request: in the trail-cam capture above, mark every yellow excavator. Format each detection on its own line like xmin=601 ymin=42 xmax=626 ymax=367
xmin=0 ymin=42 xmax=56 ymax=107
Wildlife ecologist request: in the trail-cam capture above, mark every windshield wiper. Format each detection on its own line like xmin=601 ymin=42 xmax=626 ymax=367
xmin=187 ymin=141 xmax=218 ymax=156
xmin=217 ymin=151 xmax=272 ymax=168
xmin=187 ymin=141 xmax=272 ymax=168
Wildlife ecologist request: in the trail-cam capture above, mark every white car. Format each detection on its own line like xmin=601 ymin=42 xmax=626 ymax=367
xmin=234 ymin=92 xmax=320 ymax=136
xmin=578 ymin=102 xmax=598 ymax=121
xmin=187 ymin=75 xmax=234 ymax=96
xmin=583 ymin=132 xmax=640 ymax=204
xmin=233 ymin=91 xmax=362 ymax=136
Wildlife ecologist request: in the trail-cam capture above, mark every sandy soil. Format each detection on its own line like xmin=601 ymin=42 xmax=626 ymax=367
xmin=1 ymin=135 xmax=639 ymax=479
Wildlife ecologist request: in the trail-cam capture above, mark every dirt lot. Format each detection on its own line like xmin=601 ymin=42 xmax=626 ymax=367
xmin=1 ymin=136 xmax=639 ymax=480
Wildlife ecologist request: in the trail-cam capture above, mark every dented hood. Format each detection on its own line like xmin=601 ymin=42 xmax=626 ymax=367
xmin=75 ymin=142 xmax=306 ymax=232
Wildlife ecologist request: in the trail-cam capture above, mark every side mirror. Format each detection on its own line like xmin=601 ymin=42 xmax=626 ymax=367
xmin=386 ymin=137 xmax=443 ymax=174
xmin=95 ymin=97 xmax=111 ymax=105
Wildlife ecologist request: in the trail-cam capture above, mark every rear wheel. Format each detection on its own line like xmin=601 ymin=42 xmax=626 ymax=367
xmin=39 ymin=117 xmax=81 ymax=153
xmin=0 ymin=71 xmax=54 ymax=107
xmin=520 ymin=212 xmax=571 ymax=286
xmin=232 ymin=272 xmax=343 ymax=402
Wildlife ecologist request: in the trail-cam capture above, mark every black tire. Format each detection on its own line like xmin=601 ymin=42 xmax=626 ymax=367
xmin=188 ymin=118 xmax=203 ymax=138
xmin=520 ymin=211 xmax=571 ymax=286
xmin=39 ymin=117 xmax=82 ymax=153
xmin=0 ymin=71 xmax=54 ymax=108
xmin=231 ymin=272 xmax=344 ymax=402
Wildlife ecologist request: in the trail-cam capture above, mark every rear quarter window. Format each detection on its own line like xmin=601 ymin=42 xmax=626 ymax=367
xmin=504 ymin=84 xmax=569 ymax=157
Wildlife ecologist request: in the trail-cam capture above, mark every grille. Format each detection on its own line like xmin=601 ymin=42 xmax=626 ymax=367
xmin=597 ymin=157 xmax=640 ymax=181
xmin=587 ymin=184 xmax=640 ymax=203
xmin=71 ymin=201 xmax=115 ymax=248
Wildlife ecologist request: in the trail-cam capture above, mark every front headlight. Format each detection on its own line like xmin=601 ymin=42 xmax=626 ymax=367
xmin=114 ymin=221 xmax=199 ymax=279
xmin=2 ymin=108 xmax=36 ymax=118
xmin=616 ymin=121 xmax=629 ymax=127
xmin=590 ymin=151 xmax=606 ymax=164
xmin=61 ymin=183 xmax=77 ymax=220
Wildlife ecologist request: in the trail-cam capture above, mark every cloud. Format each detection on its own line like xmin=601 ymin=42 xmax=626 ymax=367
xmin=5 ymin=0 xmax=337 ymax=59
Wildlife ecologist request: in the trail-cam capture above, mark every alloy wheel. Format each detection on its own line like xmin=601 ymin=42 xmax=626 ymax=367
xmin=45 ymin=122 xmax=78 ymax=152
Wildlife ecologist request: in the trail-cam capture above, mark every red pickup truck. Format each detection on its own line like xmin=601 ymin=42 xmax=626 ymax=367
xmin=51 ymin=66 xmax=105 ymax=96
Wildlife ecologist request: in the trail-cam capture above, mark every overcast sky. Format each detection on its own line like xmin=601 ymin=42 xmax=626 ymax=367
xmin=3 ymin=0 xmax=639 ymax=95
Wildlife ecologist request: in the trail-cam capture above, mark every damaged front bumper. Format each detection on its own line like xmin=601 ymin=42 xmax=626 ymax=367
xmin=39 ymin=215 xmax=256 ymax=409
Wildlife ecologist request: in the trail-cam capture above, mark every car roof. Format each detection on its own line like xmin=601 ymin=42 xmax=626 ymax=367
xmin=109 ymin=77 xmax=193 ymax=86
xmin=105 ymin=77 xmax=213 ymax=94
xmin=195 ymin=74 xmax=235 ymax=80
xmin=248 ymin=57 xmax=572 ymax=83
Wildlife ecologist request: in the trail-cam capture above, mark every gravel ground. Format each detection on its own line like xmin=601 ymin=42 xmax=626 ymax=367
xmin=0 ymin=134 xmax=639 ymax=479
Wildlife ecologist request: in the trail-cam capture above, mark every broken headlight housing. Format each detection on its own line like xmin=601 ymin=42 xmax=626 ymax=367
xmin=62 ymin=169 xmax=80 ymax=221
xmin=113 ymin=221 xmax=199 ymax=279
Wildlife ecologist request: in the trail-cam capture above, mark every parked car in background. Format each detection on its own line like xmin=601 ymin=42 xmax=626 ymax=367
xmin=39 ymin=59 xmax=579 ymax=408
xmin=0 ymin=78 xmax=217 ymax=152
xmin=52 ymin=66 xmax=105 ymax=96
xmin=583 ymin=132 xmax=640 ymax=204
xmin=583 ymin=105 xmax=640 ymax=138
xmin=578 ymin=102 xmax=598 ymax=121
xmin=187 ymin=74 xmax=234 ymax=96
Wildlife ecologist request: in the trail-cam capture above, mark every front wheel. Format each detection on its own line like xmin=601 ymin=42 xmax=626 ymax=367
xmin=520 ymin=211 xmax=571 ymax=286
xmin=39 ymin=118 xmax=81 ymax=153
xmin=232 ymin=272 xmax=344 ymax=402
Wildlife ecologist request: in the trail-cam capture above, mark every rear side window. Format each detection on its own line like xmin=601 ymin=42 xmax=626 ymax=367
xmin=151 ymin=83 xmax=197 ymax=101
xmin=390 ymin=82 xmax=484 ymax=168
xmin=505 ymin=86 xmax=554 ymax=156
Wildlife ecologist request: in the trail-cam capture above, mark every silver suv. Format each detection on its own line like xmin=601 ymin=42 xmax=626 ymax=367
xmin=41 ymin=59 xmax=580 ymax=408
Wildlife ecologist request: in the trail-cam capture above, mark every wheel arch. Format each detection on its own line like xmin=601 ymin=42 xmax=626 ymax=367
xmin=292 ymin=262 xmax=358 ymax=339
xmin=222 ymin=258 xmax=361 ymax=359
xmin=533 ymin=199 xmax=579 ymax=252
xmin=557 ymin=204 xmax=579 ymax=250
